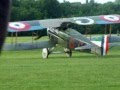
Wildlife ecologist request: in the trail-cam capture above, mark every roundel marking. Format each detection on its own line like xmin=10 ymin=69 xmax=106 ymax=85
xmin=100 ymin=15 xmax=120 ymax=23
xmin=69 ymin=38 xmax=75 ymax=49
xmin=74 ymin=17 xmax=95 ymax=25
xmin=9 ymin=22 xmax=31 ymax=31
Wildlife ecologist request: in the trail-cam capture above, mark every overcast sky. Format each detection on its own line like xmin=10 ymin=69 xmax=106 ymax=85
xmin=58 ymin=0 xmax=115 ymax=4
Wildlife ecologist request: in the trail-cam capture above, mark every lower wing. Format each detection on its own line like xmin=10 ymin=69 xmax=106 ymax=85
xmin=3 ymin=41 xmax=55 ymax=51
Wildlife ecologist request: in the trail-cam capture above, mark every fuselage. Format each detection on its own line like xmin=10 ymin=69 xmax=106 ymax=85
xmin=47 ymin=28 xmax=86 ymax=50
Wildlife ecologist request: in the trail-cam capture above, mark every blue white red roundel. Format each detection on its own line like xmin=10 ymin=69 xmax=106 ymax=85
xmin=74 ymin=17 xmax=95 ymax=25
xmin=100 ymin=15 xmax=120 ymax=23
xmin=9 ymin=22 xmax=31 ymax=31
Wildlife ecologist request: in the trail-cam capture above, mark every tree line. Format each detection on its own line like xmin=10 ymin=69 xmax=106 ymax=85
xmin=10 ymin=0 xmax=120 ymax=35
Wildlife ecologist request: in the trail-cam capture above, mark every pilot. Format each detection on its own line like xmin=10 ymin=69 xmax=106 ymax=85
xmin=33 ymin=28 xmax=47 ymax=40
xmin=59 ymin=22 xmax=72 ymax=31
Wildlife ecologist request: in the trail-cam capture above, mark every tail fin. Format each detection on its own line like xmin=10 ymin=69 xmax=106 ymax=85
xmin=101 ymin=35 xmax=109 ymax=56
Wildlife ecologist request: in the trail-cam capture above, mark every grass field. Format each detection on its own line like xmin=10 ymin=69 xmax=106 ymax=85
xmin=0 ymin=37 xmax=120 ymax=90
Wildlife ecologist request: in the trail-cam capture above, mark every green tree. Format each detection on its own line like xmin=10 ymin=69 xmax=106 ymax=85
xmin=90 ymin=0 xmax=95 ymax=4
xmin=12 ymin=0 xmax=20 ymax=6
xmin=115 ymin=0 xmax=120 ymax=4
xmin=42 ymin=0 xmax=62 ymax=18
xmin=86 ymin=0 xmax=89 ymax=4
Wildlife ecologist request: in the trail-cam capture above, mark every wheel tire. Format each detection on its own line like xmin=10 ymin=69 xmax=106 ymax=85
xmin=64 ymin=48 xmax=72 ymax=57
xmin=66 ymin=50 xmax=72 ymax=57
xmin=42 ymin=48 xmax=49 ymax=59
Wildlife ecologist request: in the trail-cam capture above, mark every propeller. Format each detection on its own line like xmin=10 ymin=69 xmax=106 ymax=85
xmin=0 ymin=0 xmax=11 ymax=53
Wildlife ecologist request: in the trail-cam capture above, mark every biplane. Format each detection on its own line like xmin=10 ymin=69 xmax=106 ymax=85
xmin=2 ymin=14 xmax=120 ymax=58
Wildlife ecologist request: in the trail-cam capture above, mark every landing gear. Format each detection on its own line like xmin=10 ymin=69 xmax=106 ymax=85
xmin=42 ymin=48 xmax=72 ymax=58
xmin=64 ymin=48 xmax=72 ymax=57
xmin=66 ymin=51 xmax=72 ymax=57
xmin=42 ymin=48 xmax=54 ymax=59
xmin=42 ymin=48 xmax=49 ymax=59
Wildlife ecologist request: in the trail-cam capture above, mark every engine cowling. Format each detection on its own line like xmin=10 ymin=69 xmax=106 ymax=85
xmin=101 ymin=35 xmax=109 ymax=56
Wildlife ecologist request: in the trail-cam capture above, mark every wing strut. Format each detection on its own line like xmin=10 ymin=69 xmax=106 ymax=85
xmin=109 ymin=25 xmax=112 ymax=37
xmin=15 ymin=32 xmax=18 ymax=45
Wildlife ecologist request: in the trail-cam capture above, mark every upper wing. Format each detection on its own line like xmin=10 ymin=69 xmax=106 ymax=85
xmin=8 ymin=20 xmax=46 ymax=32
xmin=72 ymin=14 xmax=120 ymax=25
xmin=39 ymin=14 xmax=120 ymax=27
xmin=8 ymin=14 xmax=120 ymax=32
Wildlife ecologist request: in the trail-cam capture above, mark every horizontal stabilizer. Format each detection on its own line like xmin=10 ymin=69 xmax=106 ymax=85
xmin=75 ymin=45 xmax=92 ymax=50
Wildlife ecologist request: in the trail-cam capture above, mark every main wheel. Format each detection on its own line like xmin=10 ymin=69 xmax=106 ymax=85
xmin=64 ymin=48 xmax=72 ymax=57
xmin=66 ymin=50 xmax=72 ymax=57
xmin=42 ymin=48 xmax=49 ymax=59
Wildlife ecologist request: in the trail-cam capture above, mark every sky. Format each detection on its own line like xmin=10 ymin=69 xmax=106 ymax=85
xmin=58 ymin=0 xmax=115 ymax=4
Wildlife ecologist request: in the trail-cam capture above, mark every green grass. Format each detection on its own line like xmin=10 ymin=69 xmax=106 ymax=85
xmin=0 ymin=37 xmax=120 ymax=90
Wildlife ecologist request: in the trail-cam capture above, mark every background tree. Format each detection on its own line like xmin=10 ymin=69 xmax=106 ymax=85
xmin=42 ymin=0 xmax=62 ymax=18
xmin=115 ymin=0 xmax=120 ymax=4
xmin=86 ymin=0 xmax=89 ymax=4
xmin=90 ymin=0 xmax=95 ymax=4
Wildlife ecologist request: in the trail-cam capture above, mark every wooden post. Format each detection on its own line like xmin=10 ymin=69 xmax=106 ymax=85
xmin=105 ymin=25 xmax=107 ymax=35
xmin=32 ymin=32 xmax=34 ymax=44
xmin=90 ymin=27 xmax=92 ymax=40
xmin=11 ymin=32 xmax=14 ymax=44
xmin=36 ymin=31 xmax=38 ymax=47
xmin=86 ymin=26 xmax=92 ymax=40
xmin=109 ymin=25 xmax=112 ymax=37
xmin=117 ymin=30 xmax=119 ymax=36
xmin=15 ymin=32 xmax=18 ymax=45
xmin=86 ymin=26 xmax=88 ymax=37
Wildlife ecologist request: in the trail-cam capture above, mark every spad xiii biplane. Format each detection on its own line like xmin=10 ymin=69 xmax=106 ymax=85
xmin=3 ymin=14 xmax=120 ymax=58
